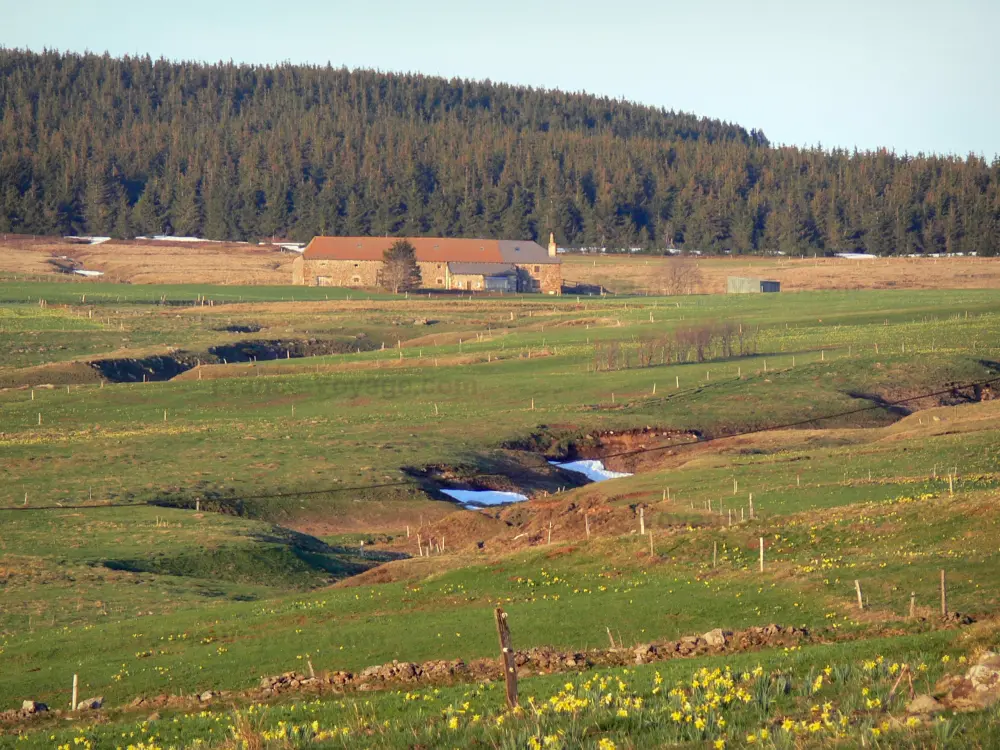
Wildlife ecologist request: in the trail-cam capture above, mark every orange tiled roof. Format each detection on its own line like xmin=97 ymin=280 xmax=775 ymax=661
xmin=304 ymin=237 xmax=504 ymax=262
xmin=303 ymin=237 xmax=558 ymax=264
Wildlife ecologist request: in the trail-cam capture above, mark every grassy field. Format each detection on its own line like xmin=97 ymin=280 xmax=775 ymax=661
xmin=2 ymin=279 xmax=1000 ymax=747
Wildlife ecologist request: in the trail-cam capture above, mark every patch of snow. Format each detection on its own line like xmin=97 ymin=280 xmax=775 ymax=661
xmin=440 ymin=488 xmax=529 ymax=509
xmin=276 ymin=243 xmax=305 ymax=253
xmin=834 ymin=252 xmax=877 ymax=259
xmin=549 ymin=460 xmax=632 ymax=482
xmin=138 ymin=235 xmax=212 ymax=243
xmin=72 ymin=269 xmax=104 ymax=277
xmin=64 ymin=236 xmax=112 ymax=245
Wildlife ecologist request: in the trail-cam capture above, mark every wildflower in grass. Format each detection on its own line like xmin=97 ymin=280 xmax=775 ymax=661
xmin=714 ymin=741 xmax=726 ymax=749
xmin=906 ymin=717 xmax=921 ymax=728
xmin=598 ymin=740 xmax=617 ymax=750
xmin=941 ymin=655 xmax=950 ymax=663
xmin=447 ymin=717 xmax=458 ymax=730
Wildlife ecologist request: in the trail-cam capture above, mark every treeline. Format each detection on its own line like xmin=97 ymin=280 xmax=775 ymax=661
xmin=1 ymin=49 xmax=998 ymax=255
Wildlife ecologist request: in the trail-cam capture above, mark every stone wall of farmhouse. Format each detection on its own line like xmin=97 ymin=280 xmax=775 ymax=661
xmin=299 ymin=257 xmax=561 ymax=294
xmin=418 ymin=262 xmax=450 ymax=288
xmin=515 ymin=263 xmax=562 ymax=294
xmin=301 ymin=259 xmax=381 ymax=287
xmin=299 ymin=260 xmax=450 ymax=288
xmin=448 ymin=273 xmax=486 ymax=290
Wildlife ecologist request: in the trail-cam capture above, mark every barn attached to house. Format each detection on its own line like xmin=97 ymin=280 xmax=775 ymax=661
xmin=727 ymin=276 xmax=781 ymax=294
xmin=292 ymin=235 xmax=562 ymax=294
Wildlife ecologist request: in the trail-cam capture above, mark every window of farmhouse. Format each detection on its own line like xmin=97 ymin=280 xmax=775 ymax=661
xmin=436 ymin=278 xmax=444 ymax=285
xmin=351 ymin=275 xmax=361 ymax=283
xmin=534 ymin=265 xmax=540 ymax=272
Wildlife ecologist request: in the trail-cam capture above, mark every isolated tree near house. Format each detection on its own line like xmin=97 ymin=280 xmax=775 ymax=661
xmin=378 ymin=239 xmax=422 ymax=293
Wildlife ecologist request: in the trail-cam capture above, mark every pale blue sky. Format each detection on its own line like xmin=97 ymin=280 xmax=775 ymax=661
xmin=3 ymin=0 xmax=997 ymax=158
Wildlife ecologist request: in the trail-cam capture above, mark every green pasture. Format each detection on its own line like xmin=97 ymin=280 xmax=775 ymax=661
xmin=2 ymin=281 xmax=1000 ymax=743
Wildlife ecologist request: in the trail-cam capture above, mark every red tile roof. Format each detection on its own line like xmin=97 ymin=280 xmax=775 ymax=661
xmin=304 ymin=237 xmax=507 ymax=263
xmin=303 ymin=237 xmax=559 ymax=264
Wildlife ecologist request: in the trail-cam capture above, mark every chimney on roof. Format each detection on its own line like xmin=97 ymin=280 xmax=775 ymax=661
xmin=548 ymin=232 xmax=557 ymax=258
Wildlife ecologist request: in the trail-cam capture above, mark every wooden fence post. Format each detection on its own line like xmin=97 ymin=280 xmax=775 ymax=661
xmin=585 ymin=514 xmax=590 ymax=539
xmin=855 ymin=580 xmax=864 ymax=610
xmin=713 ymin=541 xmax=717 ymax=568
xmin=639 ymin=507 xmax=645 ymax=535
xmin=940 ymin=570 xmax=947 ymax=616
xmin=759 ymin=537 xmax=764 ymax=572
xmin=72 ymin=673 xmax=78 ymax=711
xmin=495 ymin=607 xmax=518 ymax=709
xmin=909 ymin=592 xmax=916 ymax=619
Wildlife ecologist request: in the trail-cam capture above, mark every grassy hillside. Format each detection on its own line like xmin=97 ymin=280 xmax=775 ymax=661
xmin=2 ymin=282 xmax=1000 ymax=747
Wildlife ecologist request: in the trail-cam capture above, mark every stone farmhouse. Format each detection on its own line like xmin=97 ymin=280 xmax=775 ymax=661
xmin=292 ymin=235 xmax=562 ymax=294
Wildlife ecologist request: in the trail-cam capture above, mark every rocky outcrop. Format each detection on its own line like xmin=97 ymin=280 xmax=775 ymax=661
xmin=933 ymin=651 xmax=1000 ymax=712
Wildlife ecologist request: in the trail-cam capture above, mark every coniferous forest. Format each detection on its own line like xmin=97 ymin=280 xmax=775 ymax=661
xmin=1 ymin=49 xmax=998 ymax=255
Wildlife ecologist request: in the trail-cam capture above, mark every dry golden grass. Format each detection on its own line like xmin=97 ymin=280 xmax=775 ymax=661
xmin=4 ymin=234 xmax=999 ymax=291
xmin=563 ymin=254 xmax=1000 ymax=294
xmin=0 ymin=235 xmax=295 ymax=284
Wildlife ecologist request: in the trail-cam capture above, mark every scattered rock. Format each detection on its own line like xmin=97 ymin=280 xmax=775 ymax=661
xmin=76 ymin=696 xmax=103 ymax=711
xmin=633 ymin=644 xmax=657 ymax=664
xmin=702 ymin=628 xmax=729 ymax=648
xmin=199 ymin=691 xmax=214 ymax=702
xmin=906 ymin=694 xmax=945 ymax=715
xmin=21 ymin=701 xmax=47 ymax=714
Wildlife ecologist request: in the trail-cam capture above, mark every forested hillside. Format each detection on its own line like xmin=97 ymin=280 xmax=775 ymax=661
xmin=1 ymin=49 xmax=998 ymax=255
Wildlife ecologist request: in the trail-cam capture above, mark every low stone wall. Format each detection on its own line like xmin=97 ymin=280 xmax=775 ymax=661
xmin=258 ymin=623 xmax=808 ymax=696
